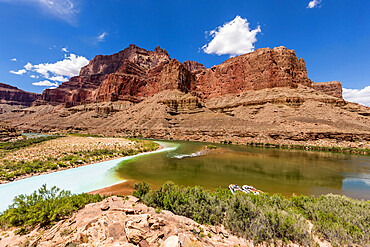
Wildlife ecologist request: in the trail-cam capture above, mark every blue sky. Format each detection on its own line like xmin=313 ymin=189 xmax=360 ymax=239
xmin=0 ymin=0 xmax=369 ymax=105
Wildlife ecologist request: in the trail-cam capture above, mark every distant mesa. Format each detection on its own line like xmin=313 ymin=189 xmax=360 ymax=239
xmin=0 ymin=83 xmax=40 ymax=114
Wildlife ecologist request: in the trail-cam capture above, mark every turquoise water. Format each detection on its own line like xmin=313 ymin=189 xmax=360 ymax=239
xmin=0 ymin=142 xmax=178 ymax=212
xmin=1 ymin=140 xmax=369 ymax=212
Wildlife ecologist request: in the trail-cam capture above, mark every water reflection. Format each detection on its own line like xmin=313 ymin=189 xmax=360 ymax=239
xmin=115 ymin=140 xmax=370 ymax=199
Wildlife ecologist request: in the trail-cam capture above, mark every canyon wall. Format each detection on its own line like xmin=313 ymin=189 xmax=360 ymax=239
xmin=0 ymin=83 xmax=40 ymax=107
xmin=312 ymin=81 xmax=342 ymax=98
xmin=35 ymin=45 xmax=343 ymax=107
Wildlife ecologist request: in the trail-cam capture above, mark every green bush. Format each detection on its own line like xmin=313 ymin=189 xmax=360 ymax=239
xmin=0 ymin=185 xmax=104 ymax=233
xmin=133 ymin=182 xmax=370 ymax=246
xmin=290 ymin=194 xmax=370 ymax=246
xmin=0 ymin=136 xmax=61 ymax=150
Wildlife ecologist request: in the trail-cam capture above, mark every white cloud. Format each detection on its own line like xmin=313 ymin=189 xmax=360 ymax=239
xmin=97 ymin=32 xmax=107 ymax=42
xmin=0 ymin=0 xmax=78 ymax=24
xmin=32 ymin=80 xmax=58 ymax=87
xmin=343 ymin=86 xmax=370 ymax=107
xmin=25 ymin=53 xmax=89 ymax=79
xmin=61 ymin=47 xmax=68 ymax=52
xmin=202 ymin=16 xmax=261 ymax=57
xmin=30 ymin=75 xmax=37 ymax=78
xmin=9 ymin=69 xmax=27 ymax=75
xmin=47 ymin=75 xmax=68 ymax=82
xmin=307 ymin=0 xmax=322 ymax=8
xmin=24 ymin=62 xmax=33 ymax=70
xmin=10 ymin=58 xmax=17 ymax=62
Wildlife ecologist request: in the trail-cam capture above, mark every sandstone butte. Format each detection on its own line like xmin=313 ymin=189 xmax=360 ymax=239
xmin=1 ymin=44 xmax=369 ymax=148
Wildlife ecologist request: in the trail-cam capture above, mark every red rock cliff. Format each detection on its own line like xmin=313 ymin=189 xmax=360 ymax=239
xmin=194 ymin=46 xmax=312 ymax=99
xmin=312 ymin=81 xmax=343 ymax=98
xmin=37 ymin=45 xmax=319 ymax=106
xmin=0 ymin=83 xmax=40 ymax=106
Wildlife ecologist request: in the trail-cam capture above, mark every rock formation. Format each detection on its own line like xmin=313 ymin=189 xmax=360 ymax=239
xmin=312 ymin=81 xmax=343 ymax=98
xmin=0 ymin=121 xmax=20 ymax=142
xmin=182 ymin=60 xmax=206 ymax=74
xmin=35 ymin=44 xmax=173 ymax=106
xmin=0 ymin=83 xmax=39 ymax=107
xmin=2 ymin=44 xmax=369 ymax=148
xmin=0 ymin=196 xmax=249 ymax=247
xmin=195 ymin=46 xmax=312 ymax=99
xmin=36 ymin=45 xmax=323 ymax=107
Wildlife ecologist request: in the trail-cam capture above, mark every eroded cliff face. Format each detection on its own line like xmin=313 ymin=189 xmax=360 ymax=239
xmin=0 ymin=83 xmax=40 ymax=107
xmin=312 ymin=81 xmax=343 ymax=98
xmin=195 ymin=46 xmax=312 ymax=99
xmin=37 ymin=45 xmax=325 ymax=107
xmin=36 ymin=44 xmax=173 ymax=106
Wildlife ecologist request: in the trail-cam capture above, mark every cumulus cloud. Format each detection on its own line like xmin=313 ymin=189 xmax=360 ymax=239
xmin=343 ymin=86 xmax=370 ymax=107
xmin=0 ymin=0 xmax=79 ymax=24
xmin=10 ymin=58 xmax=17 ymax=61
xmin=61 ymin=47 xmax=68 ymax=52
xmin=202 ymin=16 xmax=261 ymax=57
xmin=47 ymin=75 xmax=68 ymax=82
xmin=20 ymin=53 xmax=88 ymax=87
xmin=32 ymin=80 xmax=59 ymax=87
xmin=97 ymin=32 xmax=107 ymax=42
xmin=24 ymin=62 xmax=33 ymax=70
xmin=25 ymin=53 xmax=89 ymax=78
xmin=307 ymin=0 xmax=322 ymax=8
xmin=9 ymin=69 xmax=27 ymax=75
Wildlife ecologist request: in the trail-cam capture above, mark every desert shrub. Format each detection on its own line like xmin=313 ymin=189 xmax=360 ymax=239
xmin=133 ymin=181 xmax=150 ymax=199
xmin=291 ymin=194 xmax=370 ymax=246
xmin=134 ymin=182 xmax=369 ymax=246
xmin=0 ymin=136 xmax=61 ymax=150
xmin=134 ymin=182 xmax=312 ymax=245
xmin=0 ymin=185 xmax=104 ymax=233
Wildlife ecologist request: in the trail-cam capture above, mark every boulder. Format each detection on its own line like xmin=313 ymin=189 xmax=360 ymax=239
xmin=161 ymin=235 xmax=179 ymax=247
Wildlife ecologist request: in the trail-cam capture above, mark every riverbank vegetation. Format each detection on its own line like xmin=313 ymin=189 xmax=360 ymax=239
xmin=0 ymin=185 xmax=104 ymax=234
xmin=0 ymin=136 xmax=159 ymax=182
xmin=235 ymin=141 xmax=370 ymax=155
xmin=0 ymin=135 xmax=61 ymax=151
xmin=133 ymin=181 xmax=370 ymax=246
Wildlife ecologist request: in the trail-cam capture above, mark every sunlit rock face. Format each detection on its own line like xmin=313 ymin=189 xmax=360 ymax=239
xmin=36 ymin=44 xmax=324 ymax=107
xmin=312 ymin=81 xmax=343 ymax=98
xmin=0 ymin=83 xmax=39 ymax=107
xmin=194 ymin=46 xmax=313 ymax=99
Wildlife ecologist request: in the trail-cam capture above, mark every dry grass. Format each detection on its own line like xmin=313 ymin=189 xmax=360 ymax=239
xmin=3 ymin=136 xmax=135 ymax=163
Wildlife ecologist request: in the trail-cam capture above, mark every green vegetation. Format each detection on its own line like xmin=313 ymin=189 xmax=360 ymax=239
xmin=0 ymin=138 xmax=159 ymax=182
xmin=220 ymin=140 xmax=233 ymax=144
xmin=0 ymin=185 xmax=104 ymax=234
xmin=134 ymin=181 xmax=370 ymax=246
xmin=243 ymin=141 xmax=370 ymax=155
xmin=205 ymin=144 xmax=218 ymax=149
xmin=0 ymin=136 xmax=61 ymax=151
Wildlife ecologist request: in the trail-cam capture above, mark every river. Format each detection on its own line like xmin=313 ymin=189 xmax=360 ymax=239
xmin=0 ymin=140 xmax=369 ymax=212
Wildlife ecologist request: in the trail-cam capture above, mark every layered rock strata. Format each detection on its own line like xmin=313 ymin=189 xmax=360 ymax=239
xmin=195 ymin=46 xmax=313 ymax=99
xmin=312 ymin=81 xmax=343 ymax=98
xmin=0 ymin=83 xmax=39 ymax=107
xmin=36 ymin=45 xmax=320 ymax=107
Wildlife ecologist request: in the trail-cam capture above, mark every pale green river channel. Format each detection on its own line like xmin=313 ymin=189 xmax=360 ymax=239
xmin=1 ymin=140 xmax=369 ymax=211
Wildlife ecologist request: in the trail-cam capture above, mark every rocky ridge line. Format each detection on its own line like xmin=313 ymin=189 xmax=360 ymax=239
xmin=33 ymin=45 xmax=343 ymax=107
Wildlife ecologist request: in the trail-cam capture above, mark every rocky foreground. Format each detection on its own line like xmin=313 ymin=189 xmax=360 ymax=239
xmin=0 ymin=196 xmax=253 ymax=247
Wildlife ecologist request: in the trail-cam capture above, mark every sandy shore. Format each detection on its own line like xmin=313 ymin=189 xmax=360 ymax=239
xmin=0 ymin=137 xmax=162 ymax=185
xmin=89 ymin=179 xmax=139 ymax=196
